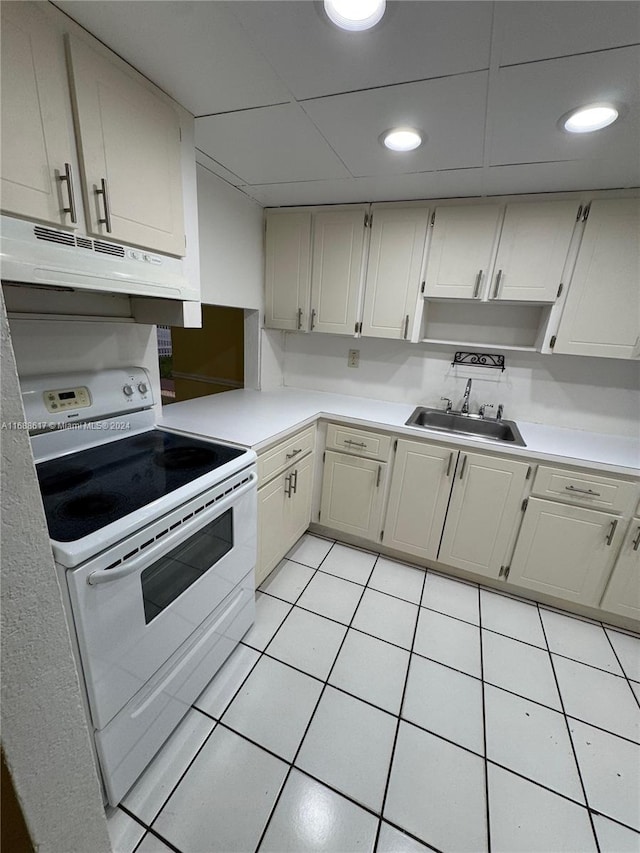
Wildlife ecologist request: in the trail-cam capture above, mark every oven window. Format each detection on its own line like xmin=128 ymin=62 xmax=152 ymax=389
xmin=141 ymin=509 xmax=233 ymax=623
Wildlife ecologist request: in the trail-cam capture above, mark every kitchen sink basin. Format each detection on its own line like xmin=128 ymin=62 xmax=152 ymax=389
xmin=406 ymin=407 xmax=526 ymax=446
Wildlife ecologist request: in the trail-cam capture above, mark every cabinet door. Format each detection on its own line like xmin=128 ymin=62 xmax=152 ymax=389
xmin=491 ymin=201 xmax=579 ymax=302
xmin=265 ymin=211 xmax=312 ymax=331
xmin=256 ymin=475 xmax=286 ymax=587
xmin=285 ymin=455 xmax=314 ymax=545
xmin=310 ymin=209 xmax=367 ymax=335
xmin=438 ymin=452 xmax=530 ymax=578
xmin=67 ymin=36 xmax=185 ymax=256
xmin=384 ymin=440 xmax=455 ymax=560
xmin=424 ymin=205 xmax=502 ymax=299
xmin=361 ymin=207 xmax=429 ymax=339
xmin=1 ymin=2 xmax=78 ymax=227
xmin=509 ymin=498 xmax=620 ymax=605
xmin=320 ymin=451 xmax=385 ymax=542
xmin=600 ymin=518 xmax=640 ymax=620
xmin=553 ymin=199 xmax=640 ymax=359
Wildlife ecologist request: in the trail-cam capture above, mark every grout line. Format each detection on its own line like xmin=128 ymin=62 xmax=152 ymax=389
xmin=478 ymin=585 xmax=492 ymax=853
xmin=130 ymin=823 xmax=183 ymax=853
xmin=537 ymin=603 xmax=602 ymax=853
xmin=373 ymin=567 xmax=428 ymax=852
xmin=602 ymin=628 xmax=640 ymax=711
xmin=252 ymin=546 xmax=377 ymax=853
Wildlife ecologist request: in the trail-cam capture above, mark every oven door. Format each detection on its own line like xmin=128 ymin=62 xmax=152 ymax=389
xmin=66 ymin=467 xmax=257 ymax=731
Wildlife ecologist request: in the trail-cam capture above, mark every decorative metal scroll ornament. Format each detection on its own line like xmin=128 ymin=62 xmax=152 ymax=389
xmin=451 ymin=351 xmax=505 ymax=371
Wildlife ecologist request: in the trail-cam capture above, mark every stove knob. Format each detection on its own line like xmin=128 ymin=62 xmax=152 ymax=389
xmin=123 ymin=384 xmax=134 ymax=397
xmin=138 ymin=382 xmax=148 ymax=394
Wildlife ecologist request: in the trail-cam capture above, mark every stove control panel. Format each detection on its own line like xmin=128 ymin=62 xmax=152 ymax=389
xmin=43 ymin=385 xmax=91 ymax=413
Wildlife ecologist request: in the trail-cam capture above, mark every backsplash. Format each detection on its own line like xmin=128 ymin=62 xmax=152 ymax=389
xmin=278 ymin=333 xmax=640 ymax=438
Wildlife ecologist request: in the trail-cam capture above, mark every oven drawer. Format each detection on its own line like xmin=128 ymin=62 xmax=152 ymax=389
xmin=95 ymin=572 xmax=254 ymax=805
xmin=258 ymin=425 xmax=315 ymax=485
xmin=531 ymin=466 xmax=637 ymax=513
xmin=326 ymin=423 xmax=391 ymax=461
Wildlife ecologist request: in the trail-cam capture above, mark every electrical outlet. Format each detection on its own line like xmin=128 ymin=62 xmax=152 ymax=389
xmin=348 ymin=349 xmax=360 ymax=368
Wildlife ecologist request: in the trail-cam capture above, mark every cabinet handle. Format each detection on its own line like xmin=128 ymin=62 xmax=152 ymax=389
xmin=565 ymin=485 xmax=601 ymax=497
xmin=376 ymin=465 xmax=382 ymax=487
xmin=459 ymin=454 xmax=467 ymax=480
xmin=605 ymin=519 xmax=618 ymax=546
xmin=59 ymin=163 xmax=77 ymax=224
xmin=284 ymin=473 xmax=292 ymax=498
xmin=473 ymin=269 xmax=483 ymax=298
xmin=403 ymin=314 xmax=410 ymax=340
xmin=297 ymin=308 xmax=303 ymax=330
xmin=285 ymin=448 xmax=303 ymax=460
xmin=632 ymin=526 xmax=640 ymax=551
xmin=446 ymin=451 xmax=454 ymax=477
xmin=291 ymin=468 xmax=298 ymax=494
xmin=491 ymin=269 xmax=503 ymax=299
xmin=96 ymin=177 xmax=112 ymax=233
xmin=310 ymin=308 xmax=317 ymax=331
xmin=344 ymin=439 xmax=367 ymax=449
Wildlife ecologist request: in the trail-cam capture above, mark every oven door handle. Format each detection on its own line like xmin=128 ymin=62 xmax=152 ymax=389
xmin=87 ymin=471 xmax=257 ymax=586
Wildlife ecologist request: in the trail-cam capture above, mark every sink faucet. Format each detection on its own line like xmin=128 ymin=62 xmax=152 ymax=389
xmin=461 ymin=379 xmax=472 ymax=414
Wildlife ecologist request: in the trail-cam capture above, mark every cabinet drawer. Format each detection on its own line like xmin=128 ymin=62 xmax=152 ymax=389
xmin=325 ymin=423 xmax=391 ymax=461
xmin=258 ymin=426 xmax=315 ymax=485
xmin=531 ymin=466 xmax=636 ymax=514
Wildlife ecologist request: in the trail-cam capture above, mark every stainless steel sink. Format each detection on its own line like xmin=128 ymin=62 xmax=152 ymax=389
xmin=406 ymin=407 xmax=526 ymax=447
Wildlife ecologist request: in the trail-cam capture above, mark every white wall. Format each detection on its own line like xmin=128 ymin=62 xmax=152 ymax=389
xmin=196 ymin=163 xmax=264 ymax=310
xmin=281 ymin=333 xmax=640 ymax=438
xmin=0 ymin=294 xmax=111 ymax=853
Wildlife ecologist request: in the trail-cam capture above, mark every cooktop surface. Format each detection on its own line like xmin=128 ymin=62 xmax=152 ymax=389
xmin=37 ymin=429 xmax=246 ymax=542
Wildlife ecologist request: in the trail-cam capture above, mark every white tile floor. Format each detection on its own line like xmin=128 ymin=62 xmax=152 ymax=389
xmin=108 ymin=533 xmax=640 ymax=853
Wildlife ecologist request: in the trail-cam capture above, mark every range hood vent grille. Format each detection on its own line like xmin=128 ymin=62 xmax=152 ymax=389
xmin=33 ymin=225 xmax=124 ymax=258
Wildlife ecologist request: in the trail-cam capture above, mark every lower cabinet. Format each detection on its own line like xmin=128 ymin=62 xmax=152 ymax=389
xmin=438 ymin=452 xmax=530 ymax=578
xmin=383 ymin=439 xmax=455 ymax=560
xmin=599 ymin=518 xmax=640 ymax=619
xmin=508 ymin=498 xmax=622 ymax=606
xmin=320 ymin=451 xmax=386 ymax=541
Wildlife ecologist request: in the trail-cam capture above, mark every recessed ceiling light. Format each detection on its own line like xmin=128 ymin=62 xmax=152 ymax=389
xmin=324 ymin=0 xmax=386 ymax=31
xmin=562 ymin=103 xmax=619 ymax=134
xmin=381 ymin=127 xmax=423 ymax=152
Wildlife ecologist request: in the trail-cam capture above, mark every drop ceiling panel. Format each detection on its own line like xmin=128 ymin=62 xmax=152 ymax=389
xmin=54 ymin=1 xmax=291 ymax=115
xmin=489 ymin=47 xmax=640 ymax=175
xmin=302 ymin=73 xmax=488 ymax=178
xmin=495 ymin=2 xmax=640 ymax=67
xmin=486 ymin=160 xmax=639 ymax=196
xmin=195 ymin=104 xmax=351 ymax=185
xmin=230 ymin=1 xmax=493 ymax=101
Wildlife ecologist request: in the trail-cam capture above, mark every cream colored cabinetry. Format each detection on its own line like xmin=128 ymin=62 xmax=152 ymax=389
xmin=438 ymin=452 xmax=530 ymax=578
xmin=600 ymin=518 xmax=640 ymax=619
xmin=424 ymin=200 xmax=578 ymax=303
xmin=264 ymin=211 xmax=312 ymax=331
xmin=256 ymin=426 xmax=315 ymax=586
xmin=319 ymin=425 xmax=389 ymax=542
xmin=360 ymin=206 xmax=429 ymax=340
xmin=508 ymin=498 xmax=622 ymax=606
xmin=383 ymin=439 xmax=455 ymax=560
xmin=0 ymin=2 xmax=78 ymax=228
xmin=67 ymin=36 xmax=185 ymax=257
xmin=553 ymin=199 xmax=640 ymax=360
xmin=310 ymin=208 xmax=367 ymax=335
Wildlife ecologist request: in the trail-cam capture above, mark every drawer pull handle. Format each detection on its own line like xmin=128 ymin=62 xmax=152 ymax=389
xmin=565 ymin=485 xmax=601 ymax=497
xmin=59 ymin=162 xmax=78 ymax=224
xmin=459 ymin=454 xmax=467 ymax=480
xmin=376 ymin=465 xmax=382 ymax=487
xmin=403 ymin=314 xmax=410 ymax=340
xmin=632 ymin=526 xmax=640 ymax=551
xmin=96 ymin=177 xmax=113 ymax=233
xmin=285 ymin=448 xmax=303 ymax=460
xmin=344 ymin=440 xmax=367 ymax=449
xmin=605 ymin=519 xmax=618 ymax=546
xmin=291 ymin=469 xmax=298 ymax=494
xmin=284 ymin=474 xmax=293 ymax=498
xmin=310 ymin=308 xmax=317 ymax=330
xmin=297 ymin=308 xmax=303 ymax=330
xmin=473 ymin=269 xmax=483 ymax=298
xmin=492 ymin=269 xmax=503 ymax=299
xmin=446 ymin=451 xmax=454 ymax=477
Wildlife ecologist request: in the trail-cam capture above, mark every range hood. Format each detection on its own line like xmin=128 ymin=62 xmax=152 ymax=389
xmin=0 ymin=215 xmax=198 ymax=302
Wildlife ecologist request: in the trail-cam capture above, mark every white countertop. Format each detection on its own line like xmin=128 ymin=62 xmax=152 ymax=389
xmin=159 ymin=387 xmax=640 ymax=476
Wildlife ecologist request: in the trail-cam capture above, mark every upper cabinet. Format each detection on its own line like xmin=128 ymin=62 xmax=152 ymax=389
xmin=0 ymin=2 xmax=77 ymax=228
xmin=66 ymin=36 xmax=185 ymax=257
xmin=264 ymin=211 xmax=312 ymax=331
xmin=552 ymin=199 xmax=640 ymax=360
xmin=361 ymin=206 xmax=429 ymax=340
xmin=1 ymin=2 xmax=187 ymax=259
xmin=424 ymin=200 xmax=579 ymax=303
